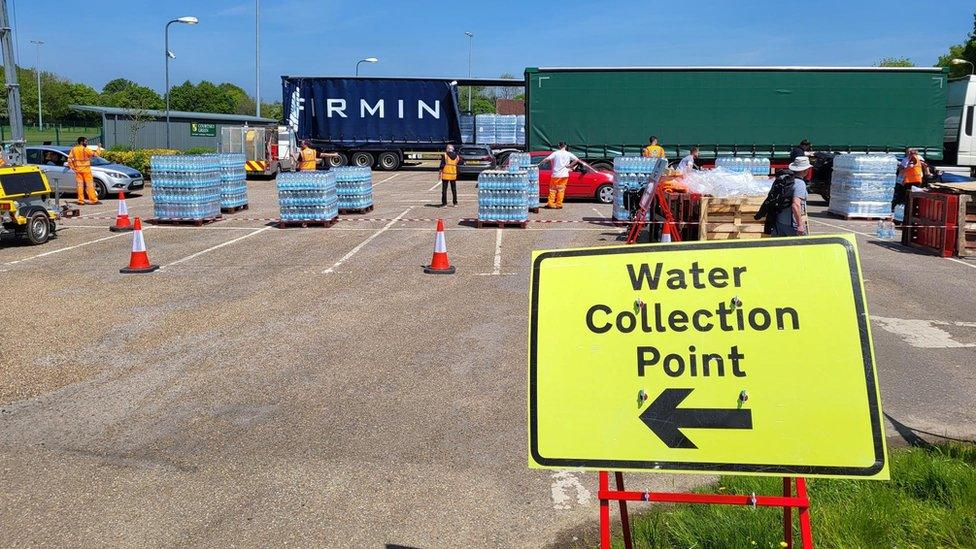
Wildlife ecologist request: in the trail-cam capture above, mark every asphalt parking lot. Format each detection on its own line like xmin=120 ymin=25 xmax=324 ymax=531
xmin=2 ymin=165 xmax=975 ymax=547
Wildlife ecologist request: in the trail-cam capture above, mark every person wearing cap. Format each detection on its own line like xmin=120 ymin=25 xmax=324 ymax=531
xmin=438 ymin=144 xmax=462 ymax=207
xmin=296 ymin=140 xmax=339 ymax=171
xmin=774 ymin=156 xmax=811 ymax=236
xmin=642 ymin=136 xmax=666 ymax=159
xmin=893 ymin=148 xmax=928 ymax=208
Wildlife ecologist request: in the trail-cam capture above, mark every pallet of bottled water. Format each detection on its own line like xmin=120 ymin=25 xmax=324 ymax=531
xmin=475 ymin=114 xmax=496 ymax=145
xmin=478 ymin=170 xmax=529 ymax=226
xmin=828 ymin=154 xmax=898 ymax=219
xmin=516 ymin=115 xmax=526 ymax=145
xmin=506 ymin=152 xmax=538 ymax=209
xmin=277 ymin=171 xmax=338 ymax=224
xmin=334 ymin=166 xmax=374 ymax=213
xmin=460 ymin=114 xmax=475 ymax=144
xmin=495 ymin=115 xmax=518 ymax=145
xmin=218 ymin=153 xmax=248 ymax=211
xmin=612 ymin=156 xmax=667 ymax=221
xmin=150 ymin=154 xmax=222 ymax=221
xmin=714 ymin=156 xmax=771 ymax=176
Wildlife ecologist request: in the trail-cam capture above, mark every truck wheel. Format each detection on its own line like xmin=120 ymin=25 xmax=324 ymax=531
xmin=328 ymin=153 xmax=348 ymax=168
xmin=377 ymin=151 xmax=401 ymax=171
xmin=25 ymin=211 xmax=51 ymax=245
xmin=350 ymin=152 xmax=374 ymax=168
xmin=596 ymin=184 xmax=614 ymax=204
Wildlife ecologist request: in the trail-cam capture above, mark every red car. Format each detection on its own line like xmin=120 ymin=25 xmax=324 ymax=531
xmin=511 ymin=151 xmax=615 ymax=203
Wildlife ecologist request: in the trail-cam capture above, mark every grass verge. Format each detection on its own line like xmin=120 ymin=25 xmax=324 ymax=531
xmin=595 ymin=443 xmax=976 ymax=548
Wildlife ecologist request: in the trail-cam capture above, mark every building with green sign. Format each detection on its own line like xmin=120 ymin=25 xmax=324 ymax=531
xmin=69 ymin=105 xmax=276 ymax=150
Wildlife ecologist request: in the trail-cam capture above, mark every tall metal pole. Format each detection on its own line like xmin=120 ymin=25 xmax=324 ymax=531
xmin=30 ymin=39 xmax=41 ymax=129
xmin=0 ymin=0 xmax=25 ymax=164
xmin=466 ymin=32 xmax=473 ymax=112
xmin=165 ymin=20 xmax=173 ymax=148
xmin=255 ymin=0 xmax=260 ymax=117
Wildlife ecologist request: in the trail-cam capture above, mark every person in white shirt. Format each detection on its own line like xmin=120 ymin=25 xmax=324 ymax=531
xmin=677 ymin=146 xmax=699 ymax=173
xmin=541 ymin=141 xmax=579 ymax=209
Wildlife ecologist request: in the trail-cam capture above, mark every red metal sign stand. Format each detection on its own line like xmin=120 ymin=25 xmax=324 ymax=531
xmin=598 ymin=471 xmax=814 ymax=549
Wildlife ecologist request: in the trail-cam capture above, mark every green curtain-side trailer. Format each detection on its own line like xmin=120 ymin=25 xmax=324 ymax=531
xmin=524 ymin=66 xmax=948 ymax=163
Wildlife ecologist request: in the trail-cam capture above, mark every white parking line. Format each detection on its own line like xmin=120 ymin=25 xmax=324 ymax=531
xmin=427 ymin=180 xmax=443 ymax=192
xmin=60 ymin=224 xmax=257 ymax=231
xmin=323 ymin=207 xmax=413 ymax=274
xmin=592 ymin=207 xmax=606 ymax=219
xmin=0 ymin=230 xmax=137 ymax=271
xmin=374 ymin=173 xmax=401 ymax=185
xmin=492 ymin=229 xmax=503 ymax=275
xmin=808 ymin=218 xmax=874 ymax=237
xmin=947 ymin=257 xmax=976 ymax=270
xmin=161 ymin=226 xmax=272 ymax=269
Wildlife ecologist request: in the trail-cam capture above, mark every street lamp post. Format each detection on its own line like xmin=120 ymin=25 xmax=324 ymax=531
xmin=165 ymin=16 xmax=199 ymax=149
xmin=951 ymin=58 xmax=975 ymax=76
xmin=356 ymin=57 xmax=378 ymax=76
xmin=255 ymin=0 xmax=260 ymax=117
xmin=29 ymin=39 xmax=42 ymax=130
xmin=465 ymin=32 xmax=473 ymax=112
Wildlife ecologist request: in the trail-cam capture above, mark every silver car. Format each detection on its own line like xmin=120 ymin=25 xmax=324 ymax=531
xmin=25 ymin=146 xmax=145 ymax=199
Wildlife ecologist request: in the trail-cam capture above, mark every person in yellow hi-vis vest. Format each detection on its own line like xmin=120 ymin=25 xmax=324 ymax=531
xmin=67 ymin=136 xmax=104 ymax=205
xmin=642 ymin=136 xmax=665 ymax=159
xmin=296 ymin=140 xmax=339 ymax=171
xmin=439 ymin=145 xmax=462 ymax=207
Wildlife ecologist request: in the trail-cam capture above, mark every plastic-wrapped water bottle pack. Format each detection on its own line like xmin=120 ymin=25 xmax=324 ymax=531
xmin=507 ymin=152 xmax=532 ymax=173
xmin=495 ymin=115 xmax=518 ymax=144
xmin=478 ymin=170 xmax=530 ymax=222
xmin=516 ymin=115 xmax=526 ymax=145
xmin=460 ymin=114 xmax=475 ymax=144
xmin=475 ymin=114 xmax=496 ymax=145
xmin=150 ymin=154 xmax=222 ymax=220
xmin=715 ymin=156 xmax=771 ymax=176
xmin=333 ymin=166 xmax=374 ymax=211
xmin=612 ymin=156 xmax=667 ymax=220
xmin=828 ymin=154 xmax=898 ymax=218
xmin=218 ymin=153 xmax=248 ymax=209
xmin=277 ymin=171 xmax=338 ymax=222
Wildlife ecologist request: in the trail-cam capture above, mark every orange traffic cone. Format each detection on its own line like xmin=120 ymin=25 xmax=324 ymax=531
xmin=661 ymin=220 xmax=673 ymax=243
xmin=109 ymin=192 xmax=133 ymax=232
xmin=423 ymin=219 xmax=456 ymax=274
xmin=120 ymin=217 xmax=159 ymax=274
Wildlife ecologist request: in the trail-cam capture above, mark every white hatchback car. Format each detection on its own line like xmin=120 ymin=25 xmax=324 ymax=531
xmin=25 ymin=146 xmax=145 ymax=199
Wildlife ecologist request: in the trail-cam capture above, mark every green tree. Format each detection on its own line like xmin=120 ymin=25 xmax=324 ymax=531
xmin=936 ymin=12 xmax=976 ymax=77
xmin=261 ymin=102 xmax=283 ymax=121
xmin=99 ymin=79 xmax=163 ymax=110
xmin=875 ymin=57 xmax=915 ymax=67
xmin=168 ymin=80 xmax=236 ymax=114
xmin=219 ymin=82 xmax=257 ymax=115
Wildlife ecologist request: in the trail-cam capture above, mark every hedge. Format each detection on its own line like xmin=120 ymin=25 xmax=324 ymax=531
xmin=101 ymin=148 xmax=180 ymax=177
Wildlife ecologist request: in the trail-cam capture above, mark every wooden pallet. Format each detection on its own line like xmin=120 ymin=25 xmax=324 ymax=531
xmin=958 ymin=195 xmax=976 ymax=257
xmin=147 ymin=215 xmax=223 ymax=226
xmin=276 ymin=217 xmax=338 ymax=229
xmin=528 ymin=207 xmax=540 ymax=214
xmin=338 ymin=204 xmax=374 ymax=215
xmin=476 ymin=219 xmax=527 ymax=229
xmin=699 ymin=196 xmax=769 ymax=240
xmin=220 ymin=203 xmax=249 ymax=214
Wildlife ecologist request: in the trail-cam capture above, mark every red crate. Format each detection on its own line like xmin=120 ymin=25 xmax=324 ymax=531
xmin=901 ymin=192 xmax=960 ymax=257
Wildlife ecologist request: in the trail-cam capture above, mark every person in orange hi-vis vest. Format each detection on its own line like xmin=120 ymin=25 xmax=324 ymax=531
xmin=438 ymin=145 xmax=462 ymax=207
xmin=296 ymin=140 xmax=339 ymax=171
xmin=67 ymin=136 xmax=104 ymax=205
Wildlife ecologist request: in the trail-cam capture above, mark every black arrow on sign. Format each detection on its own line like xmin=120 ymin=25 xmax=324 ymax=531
xmin=639 ymin=388 xmax=753 ymax=449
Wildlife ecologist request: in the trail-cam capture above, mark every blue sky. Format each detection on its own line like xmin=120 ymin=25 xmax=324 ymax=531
xmin=10 ymin=0 xmax=975 ymax=102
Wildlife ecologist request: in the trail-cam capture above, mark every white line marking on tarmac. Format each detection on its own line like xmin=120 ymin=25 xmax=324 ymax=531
xmin=323 ymin=207 xmax=412 ymax=274
xmin=61 ymin=224 xmax=257 ymax=230
xmin=810 ymin=219 xmax=976 ymax=270
xmin=0 ymin=230 xmax=137 ymax=271
xmin=491 ymin=229 xmax=503 ymax=275
xmin=550 ymin=470 xmax=591 ymax=510
xmin=161 ymin=226 xmax=271 ymax=269
xmin=374 ymin=173 xmax=401 ymax=185
xmin=871 ymin=315 xmax=976 ymax=348
xmin=808 ymin=218 xmax=875 ymax=237
xmin=592 ymin=207 xmax=606 ymax=219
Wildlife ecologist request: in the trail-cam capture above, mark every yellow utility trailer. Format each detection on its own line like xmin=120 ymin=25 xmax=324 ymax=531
xmin=0 ymin=165 xmax=59 ymax=245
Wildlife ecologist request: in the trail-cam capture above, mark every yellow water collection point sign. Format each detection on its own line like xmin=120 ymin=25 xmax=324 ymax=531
xmin=528 ymin=235 xmax=888 ymax=479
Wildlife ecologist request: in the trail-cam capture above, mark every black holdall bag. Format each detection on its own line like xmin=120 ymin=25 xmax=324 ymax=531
xmin=755 ymin=169 xmax=796 ymax=234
